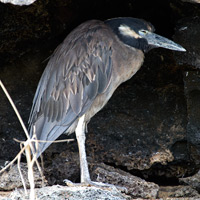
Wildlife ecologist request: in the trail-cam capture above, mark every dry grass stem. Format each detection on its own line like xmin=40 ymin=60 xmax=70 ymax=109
xmin=17 ymin=153 xmax=27 ymax=194
xmin=0 ymin=80 xmax=74 ymax=199
xmin=0 ymin=80 xmax=36 ymax=199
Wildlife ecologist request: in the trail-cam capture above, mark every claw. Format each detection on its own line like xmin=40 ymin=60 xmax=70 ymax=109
xmin=63 ymin=179 xmax=127 ymax=193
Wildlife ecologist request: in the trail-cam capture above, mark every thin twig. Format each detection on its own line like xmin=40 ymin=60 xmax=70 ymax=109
xmin=17 ymin=153 xmax=27 ymax=194
xmin=0 ymin=80 xmax=74 ymax=199
xmin=0 ymin=80 xmax=36 ymax=159
xmin=0 ymin=80 xmax=30 ymax=139
xmin=0 ymin=80 xmax=36 ymax=199
xmin=0 ymin=143 xmax=27 ymax=174
xmin=31 ymin=128 xmax=45 ymax=187
xmin=25 ymin=144 xmax=35 ymax=200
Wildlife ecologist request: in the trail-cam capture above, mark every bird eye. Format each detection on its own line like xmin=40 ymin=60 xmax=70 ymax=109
xmin=139 ymin=30 xmax=148 ymax=35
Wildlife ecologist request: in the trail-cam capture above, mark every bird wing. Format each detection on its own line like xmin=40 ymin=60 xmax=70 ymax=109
xmin=29 ymin=20 xmax=113 ymax=155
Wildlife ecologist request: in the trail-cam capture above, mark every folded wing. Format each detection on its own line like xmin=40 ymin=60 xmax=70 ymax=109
xmin=28 ymin=20 xmax=113 ymax=156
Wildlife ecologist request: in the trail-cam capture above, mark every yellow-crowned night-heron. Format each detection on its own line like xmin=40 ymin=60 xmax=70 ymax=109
xmin=29 ymin=17 xmax=186 ymax=186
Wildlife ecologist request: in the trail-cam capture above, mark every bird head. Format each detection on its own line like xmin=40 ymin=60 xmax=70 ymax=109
xmin=105 ymin=17 xmax=186 ymax=53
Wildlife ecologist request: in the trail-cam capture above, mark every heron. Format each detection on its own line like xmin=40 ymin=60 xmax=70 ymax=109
xmin=29 ymin=17 xmax=186 ymax=187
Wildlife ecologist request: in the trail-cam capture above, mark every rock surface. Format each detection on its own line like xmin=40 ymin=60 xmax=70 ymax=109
xmin=1 ymin=185 xmax=131 ymax=200
xmin=0 ymin=0 xmax=200 ymax=199
xmin=181 ymin=0 xmax=200 ymax=3
xmin=173 ymin=15 xmax=200 ymax=173
xmin=158 ymin=185 xmax=200 ymax=198
xmin=0 ymin=0 xmax=36 ymax=5
xmin=173 ymin=16 xmax=200 ymax=69
xmin=0 ymin=163 xmax=46 ymax=190
xmin=0 ymin=162 xmax=159 ymax=199
xmin=91 ymin=163 xmax=159 ymax=198
xmin=179 ymin=170 xmax=200 ymax=192
xmin=183 ymin=71 xmax=200 ymax=166
xmin=0 ymin=0 xmax=77 ymax=65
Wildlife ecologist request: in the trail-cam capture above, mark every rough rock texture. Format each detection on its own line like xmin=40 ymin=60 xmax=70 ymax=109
xmin=174 ymin=17 xmax=200 ymax=167
xmin=158 ymin=185 xmax=200 ymax=198
xmin=38 ymin=151 xmax=159 ymax=198
xmin=183 ymin=71 xmax=200 ymax=166
xmin=84 ymin=52 xmax=190 ymax=179
xmin=173 ymin=17 xmax=200 ymax=68
xmin=173 ymin=16 xmax=200 ymax=170
xmin=0 ymin=163 xmax=46 ymax=190
xmin=0 ymin=162 xmax=158 ymax=199
xmin=0 ymin=0 xmax=77 ymax=65
xmin=91 ymin=163 xmax=159 ymax=199
xmin=44 ymin=151 xmax=80 ymax=185
xmin=2 ymin=185 xmax=131 ymax=200
xmin=179 ymin=170 xmax=200 ymax=192
xmin=181 ymin=0 xmax=200 ymax=3
xmin=0 ymin=0 xmax=200 ymax=199
xmin=0 ymin=0 xmax=36 ymax=5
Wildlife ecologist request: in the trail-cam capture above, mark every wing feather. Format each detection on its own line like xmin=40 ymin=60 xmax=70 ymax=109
xmin=29 ymin=20 xmax=114 ymax=155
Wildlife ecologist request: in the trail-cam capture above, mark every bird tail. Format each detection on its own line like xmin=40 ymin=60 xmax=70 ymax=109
xmin=29 ymin=116 xmax=73 ymax=158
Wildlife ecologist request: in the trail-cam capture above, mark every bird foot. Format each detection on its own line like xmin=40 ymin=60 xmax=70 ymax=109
xmin=64 ymin=179 xmax=127 ymax=192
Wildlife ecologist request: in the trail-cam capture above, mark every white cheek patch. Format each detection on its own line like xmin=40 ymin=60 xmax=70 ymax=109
xmin=119 ymin=24 xmax=141 ymax=39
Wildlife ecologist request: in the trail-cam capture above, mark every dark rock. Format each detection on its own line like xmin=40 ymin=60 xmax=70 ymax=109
xmin=179 ymin=170 xmax=200 ymax=192
xmin=0 ymin=162 xmax=46 ymax=190
xmin=91 ymin=163 xmax=159 ymax=199
xmin=42 ymin=151 xmax=159 ymax=198
xmin=183 ymin=71 xmax=200 ymax=166
xmin=86 ymin=55 xmax=189 ymax=177
xmin=0 ymin=1 xmax=200 ymax=199
xmin=158 ymin=185 xmax=200 ymax=198
xmin=44 ymin=150 xmax=80 ymax=185
xmin=0 ymin=0 xmax=77 ymax=65
xmin=173 ymin=16 xmax=200 ymax=68
xmin=0 ymin=47 xmax=50 ymax=160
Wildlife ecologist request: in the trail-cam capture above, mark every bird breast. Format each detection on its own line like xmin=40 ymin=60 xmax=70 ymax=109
xmin=84 ymin=42 xmax=145 ymax=126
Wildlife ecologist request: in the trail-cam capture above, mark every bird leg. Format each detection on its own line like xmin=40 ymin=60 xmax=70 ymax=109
xmin=64 ymin=115 xmax=127 ymax=191
xmin=64 ymin=114 xmax=92 ymax=186
xmin=75 ymin=114 xmax=91 ymax=183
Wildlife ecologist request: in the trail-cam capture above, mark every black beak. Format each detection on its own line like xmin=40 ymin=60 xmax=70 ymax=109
xmin=144 ymin=32 xmax=186 ymax=52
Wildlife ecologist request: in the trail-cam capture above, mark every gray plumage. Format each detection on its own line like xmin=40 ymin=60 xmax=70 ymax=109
xmin=29 ymin=18 xmax=185 ymax=185
xmin=29 ymin=20 xmax=115 ymax=154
